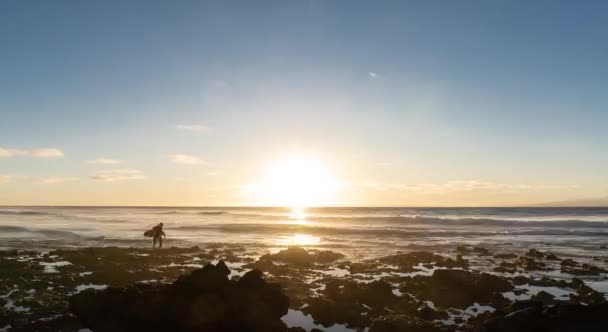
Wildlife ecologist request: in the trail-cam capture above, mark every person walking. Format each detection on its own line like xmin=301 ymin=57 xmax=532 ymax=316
xmin=151 ymin=222 xmax=166 ymax=248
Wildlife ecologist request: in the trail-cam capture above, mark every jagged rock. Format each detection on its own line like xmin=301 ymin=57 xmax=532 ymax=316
xmin=493 ymin=261 xmax=517 ymax=273
xmin=259 ymin=247 xmax=344 ymax=265
xmin=561 ymin=262 xmax=607 ymax=276
xmin=514 ymin=256 xmax=546 ymax=271
xmin=545 ymin=253 xmax=559 ymax=260
xmin=531 ymin=291 xmax=554 ymax=304
xmin=369 ymin=314 xmax=444 ymax=332
xmin=494 ymin=253 xmax=518 ymax=260
xmin=379 ymin=251 xmax=468 ymax=269
xmin=457 ymin=246 xmax=491 ymax=256
xmin=399 ymin=269 xmax=513 ymax=308
xmin=68 ymin=261 xmax=289 ymax=332
xmin=561 ymin=259 xmax=577 ymax=267
xmin=467 ymin=302 xmax=608 ymax=332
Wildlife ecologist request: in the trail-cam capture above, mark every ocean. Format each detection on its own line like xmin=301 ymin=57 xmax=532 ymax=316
xmin=1 ymin=206 xmax=607 ymax=260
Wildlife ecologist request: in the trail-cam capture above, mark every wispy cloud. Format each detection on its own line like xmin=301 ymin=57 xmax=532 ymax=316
xmin=175 ymin=125 xmax=210 ymax=133
xmin=0 ymin=147 xmax=63 ymax=158
xmin=92 ymin=169 xmax=145 ymax=182
xmin=170 ymin=154 xmax=207 ymax=165
xmin=0 ymin=175 xmax=11 ymax=184
xmin=369 ymin=72 xmax=379 ymax=79
xmin=41 ymin=177 xmax=79 ymax=184
xmin=87 ymin=158 xmax=122 ymax=165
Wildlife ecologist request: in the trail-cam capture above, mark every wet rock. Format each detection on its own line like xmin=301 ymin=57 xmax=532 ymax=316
xmin=494 ymin=253 xmax=518 ymax=260
xmin=525 ymin=249 xmax=545 ymax=259
xmin=457 ymin=246 xmax=491 ymax=256
xmin=68 ymin=261 xmax=289 ymax=332
xmin=524 ymin=249 xmax=559 ymax=261
xmin=511 ymin=275 xmax=531 ymax=285
xmin=468 ymin=302 xmax=608 ymax=332
xmin=561 ymin=262 xmax=607 ymax=276
xmin=569 ymin=282 xmax=606 ymax=305
xmin=545 ymin=253 xmax=559 ymax=260
xmin=303 ymin=297 xmax=367 ymax=328
xmin=416 ymin=303 xmax=448 ymax=320
xmin=369 ymin=314 xmax=444 ymax=332
xmin=531 ymin=291 xmax=554 ymax=304
xmin=400 ymin=269 xmax=513 ymax=309
xmin=259 ymin=247 xmax=344 ymax=265
xmin=493 ymin=261 xmax=516 ymax=273
xmin=380 ymin=251 xmax=468 ymax=269
xmin=302 ymin=279 xmax=400 ymax=328
xmin=514 ymin=256 xmax=546 ymax=271
xmin=560 ymin=259 xmax=577 ymax=267
xmin=529 ymin=276 xmax=568 ymax=288
xmin=509 ymin=300 xmax=542 ymax=312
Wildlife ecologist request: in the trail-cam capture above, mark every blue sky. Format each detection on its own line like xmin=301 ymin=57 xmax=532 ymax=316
xmin=1 ymin=1 xmax=607 ymax=206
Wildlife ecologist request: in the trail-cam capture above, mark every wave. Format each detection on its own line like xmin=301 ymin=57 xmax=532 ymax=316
xmin=0 ymin=210 xmax=54 ymax=216
xmin=198 ymin=211 xmax=227 ymax=215
xmin=172 ymin=222 xmax=608 ymax=238
xmin=0 ymin=225 xmax=29 ymax=232
xmin=149 ymin=208 xmax=608 ymax=224
xmin=155 ymin=210 xmax=227 ymax=215
xmin=0 ymin=225 xmax=97 ymax=240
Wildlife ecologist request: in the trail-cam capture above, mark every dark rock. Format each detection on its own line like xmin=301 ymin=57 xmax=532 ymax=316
xmin=469 ymin=302 xmax=608 ymax=332
xmin=369 ymin=314 xmax=444 ymax=332
xmin=303 ymin=297 xmax=367 ymax=328
xmin=509 ymin=300 xmax=542 ymax=312
xmin=562 ymin=262 xmax=607 ymax=276
xmin=302 ymin=279 xmax=400 ymax=328
xmin=400 ymin=269 xmax=513 ymax=309
xmin=511 ymin=275 xmax=531 ymax=285
xmin=457 ymin=246 xmax=491 ymax=256
xmin=561 ymin=258 xmax=577 ymax=267
xmin=525 ymin=249 xmax=545 ymax=259
xmin=514 ymin=256 xmax=546 ymax=271
xmin=415 ymin=303 xmax=448 ymax=320
xmin=259 ymin=247 xmax=344 ymax=265
xmin=68 ymin=261 xmax=289 ymax=332
xmin=494 ymin=253 xmax=518 ymax=260
xmin=569 ymin=282 xmax=606 ymax=305
xmin=380 ymin=251 xmax=468 ymax=269
xmin=531 ymin=291 xmax=554 ymax=304
xmin=545 ymin=253 xmax=559 ymax=260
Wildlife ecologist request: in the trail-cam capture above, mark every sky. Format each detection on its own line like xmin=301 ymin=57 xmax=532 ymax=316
xmin=1 ymin=0 xmax=607 ymax=206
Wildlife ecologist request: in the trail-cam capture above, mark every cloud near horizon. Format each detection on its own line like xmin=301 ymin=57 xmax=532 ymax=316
xmin=91 ymin=169 xmax=145 ymax=182
xmin=0 ymin=175 xmax=11 ymax=184
xmin=175 ymin=124 xmax=210 ymax=133
xmin=0 ymin=147 xmax=63 ymax=158
xmin=87 ymin=158 xmax=122 ymax=164
xmin=41 ymin=176 xmax=80 ymax=184
xmin=169 ymin=154 xmax=207 ymax=165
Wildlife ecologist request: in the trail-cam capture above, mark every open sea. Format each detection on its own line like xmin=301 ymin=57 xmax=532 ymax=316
xmin=1 ymin=206 xmax=607 ymax=260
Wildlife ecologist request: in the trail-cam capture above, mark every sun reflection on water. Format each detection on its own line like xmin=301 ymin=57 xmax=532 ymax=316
xmin=289 ymin=206 xmax=308 ymax=225
xmin=278 ymin=233 xmax=320 ymax=246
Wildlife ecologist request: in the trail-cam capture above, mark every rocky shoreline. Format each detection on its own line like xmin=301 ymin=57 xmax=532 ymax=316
xmin=1 ymin=245 xmax=607 ymax=331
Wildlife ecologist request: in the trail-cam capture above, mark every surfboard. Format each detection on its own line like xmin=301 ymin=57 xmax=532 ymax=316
xmin=144 ymin=229 xmax=154 ymax=237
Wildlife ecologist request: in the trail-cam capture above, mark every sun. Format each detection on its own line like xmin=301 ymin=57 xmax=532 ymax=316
xmin=247 ymin=155 xmax=337 ymax=207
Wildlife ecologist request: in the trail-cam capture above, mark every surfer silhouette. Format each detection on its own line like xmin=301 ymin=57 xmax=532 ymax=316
xmin=146 ymin=222 xmax=166 ymax=248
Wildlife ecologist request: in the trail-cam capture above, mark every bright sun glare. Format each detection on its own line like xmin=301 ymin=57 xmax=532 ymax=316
xmin=248 ymin=156 xmax=337 ymax=207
